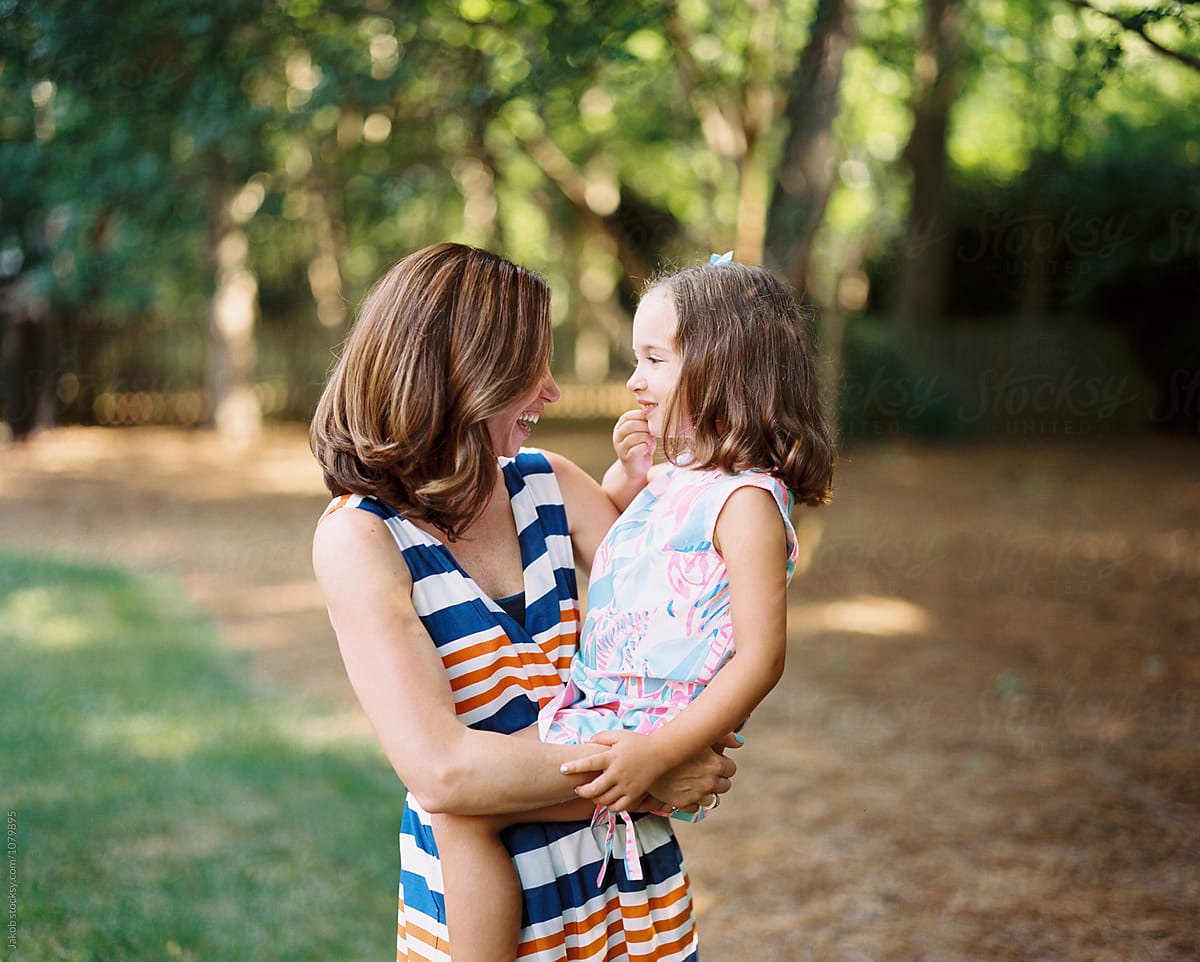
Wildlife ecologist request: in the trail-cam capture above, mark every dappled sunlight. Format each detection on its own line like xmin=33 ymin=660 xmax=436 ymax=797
xmin=4 ymin=585 xmax=107 ymax=650
xmin=188 ymin=578 xmax=327 ymax=620
xmin=85 ymin=712 xmax=211 ymax=760
xmin=290 ymin=709 xmax=377 ymax=749
xmin=789 ymin=593 xmax=931 ymax=637
xmin=0 ymin=424 xmax=325 ymax=501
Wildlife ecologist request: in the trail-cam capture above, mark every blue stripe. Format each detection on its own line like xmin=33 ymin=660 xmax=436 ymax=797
xmin=506 ymin=817 xmax=686 ymax=926
xmin=418 ymin=596 xmax=500 ymax=645
xmin=401 ymin=542 xmax=461 ymax=578
xmin=399 ymin=810 xmax=447 ymax=921
xmin=524 ymin=584 xmax=560 ymax=632
xmin=472 ymin=691 xmax=540 ymax=734
xmin=354 ymin=495 xmax=398 ymax=520
xmin=516 ymin=519 xmax=550 ymax=567
xmin=510 ymin=451 xmax=553 ymax=477
xmin=534 ymin=501 xmax=569 ymax=537
xmin=399 ymin=867 xmax=447 ymax=921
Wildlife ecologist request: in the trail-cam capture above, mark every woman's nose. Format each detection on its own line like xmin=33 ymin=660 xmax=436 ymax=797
xmin=541 ymin=371 xmax=561 ymax=403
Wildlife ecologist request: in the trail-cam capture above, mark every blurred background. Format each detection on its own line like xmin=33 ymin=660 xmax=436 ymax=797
xmin=1 ymin=0 xmax=1198 ymax=439
xmin=2 ymin=1 xmax=1198 ymax=961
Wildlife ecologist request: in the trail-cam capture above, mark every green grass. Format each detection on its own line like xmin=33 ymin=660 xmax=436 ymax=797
xmin=1 ymin=552 xmax=403 ymax=961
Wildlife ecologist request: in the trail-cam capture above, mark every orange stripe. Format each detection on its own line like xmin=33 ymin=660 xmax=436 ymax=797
xmin=614 ymin=882 xmax=692 ymax=922
xmin=517 ymin=895 xmax=626 ymax=957
xmin=623 ymin=899 xmax=695 ymax=945
xmin=449 ymin=657 xmax=561 ymax=696
xmin=628 ymin=925 xmax=695 ymax=962
xmin=450 ymin=653 xmax=538 ymax=690
xmin=455 ymin=675 xmax=541 ymax=715
xmin=439 ymin=629 xmax=512 ymax=669
xmin=318 ymin=493 xmax=353 ymax=522
xmin=402 ymin=917 xmax=448 ymax=953
xmin=513 ymin=883 xmax=693 ymax=960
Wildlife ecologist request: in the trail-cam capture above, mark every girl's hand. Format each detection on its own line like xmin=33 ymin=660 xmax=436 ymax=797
xmin=612 ymin=409 xmax=655 ymax=487
xmin=601 ymin=410 xmax=657 ymax=512
xmin=563 ymin=730 xmax=661 ymax=813
xmin=561 ymin=730 xmax=741 ymax=813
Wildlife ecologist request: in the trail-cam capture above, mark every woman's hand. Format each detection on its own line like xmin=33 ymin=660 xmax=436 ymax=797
xmin=648 ymin=731 xmax=740 ymax=812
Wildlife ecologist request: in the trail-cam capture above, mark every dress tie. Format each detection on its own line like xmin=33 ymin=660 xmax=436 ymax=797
xmin=593 ymin=806 xmax=643 ymax=883
xmin=591 ymin=801 xmax=712 ymax=885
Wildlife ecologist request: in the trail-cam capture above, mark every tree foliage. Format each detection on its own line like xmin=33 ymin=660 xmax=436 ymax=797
xmin=1 ymin=0 xmax=1196 ymax=437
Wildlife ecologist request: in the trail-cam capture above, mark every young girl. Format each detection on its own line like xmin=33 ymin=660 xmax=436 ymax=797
xmin=432 ymin=258 xmax=835 ymax=962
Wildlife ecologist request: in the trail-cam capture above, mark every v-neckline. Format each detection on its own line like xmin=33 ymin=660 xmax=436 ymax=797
xmin=399 ymin=461 xmax=537 ymax=639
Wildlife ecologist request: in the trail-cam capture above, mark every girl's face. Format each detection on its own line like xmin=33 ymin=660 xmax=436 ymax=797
xmin=486 ymin=364 xmax=561 ymax=458
xmin=627 ymin=286 xmax=684 ymax=439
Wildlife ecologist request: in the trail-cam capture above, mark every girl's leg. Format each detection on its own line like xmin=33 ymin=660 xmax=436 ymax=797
xmin=432 ymin=797 xmax=599 ymax=962
xmin=431 ymin=812 xmax=522 ymax=962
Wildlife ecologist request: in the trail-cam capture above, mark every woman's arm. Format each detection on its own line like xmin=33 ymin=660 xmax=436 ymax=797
xmin=312 ymin=506 xmax=606 ymax=816
xmin=563 ymin=486 xmax=788 ymax=811
xmin=542 ymin=450 xmax=620 ymax=570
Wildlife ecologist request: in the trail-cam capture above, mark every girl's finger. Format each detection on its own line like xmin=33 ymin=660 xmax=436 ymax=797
xmin=560 ymin=754 xmax=610 ymax=776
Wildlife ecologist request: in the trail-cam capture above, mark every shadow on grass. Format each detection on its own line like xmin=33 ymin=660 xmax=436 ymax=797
xmin=2 ymin=552 xmax=401 ymax=962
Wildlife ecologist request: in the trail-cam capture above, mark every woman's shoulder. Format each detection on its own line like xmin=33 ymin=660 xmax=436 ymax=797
xmin=312 ymin=494 xmax=413 ymax=593
xmin=318 ymin=492 xmax=401 ymax=523
xmin=313 ymin=493 xmax=405 ymax=554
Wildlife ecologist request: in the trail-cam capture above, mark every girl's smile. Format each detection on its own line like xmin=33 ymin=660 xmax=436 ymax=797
xmin=626 ymin=287 xmax=683 ymax=439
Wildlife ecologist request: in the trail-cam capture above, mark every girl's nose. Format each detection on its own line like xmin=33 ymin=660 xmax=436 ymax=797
xmin=626 ymin=364 xmax=643 ymax=393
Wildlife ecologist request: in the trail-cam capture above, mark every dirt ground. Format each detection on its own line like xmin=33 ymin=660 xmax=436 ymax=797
xmin=2 ymin=424 xmax=1197 ymax=961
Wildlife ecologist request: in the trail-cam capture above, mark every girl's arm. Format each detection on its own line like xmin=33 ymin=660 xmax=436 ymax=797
xmin=313 ymin=506 xmax=606 ymax=816
xmin=562 ymin=485 xmax=789 ymax=812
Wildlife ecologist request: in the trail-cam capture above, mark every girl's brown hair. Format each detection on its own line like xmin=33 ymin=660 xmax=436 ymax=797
xmin=650 ymin=262 xmax=835 ymax=506
xmin=310 ymin=242 xmax=552 ymax=538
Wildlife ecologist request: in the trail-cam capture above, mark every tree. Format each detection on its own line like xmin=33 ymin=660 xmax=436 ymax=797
xmin=765 ymin=0 xmax=857 ymax=292
xmin=889 ymin=0 xmax=967 ymax=329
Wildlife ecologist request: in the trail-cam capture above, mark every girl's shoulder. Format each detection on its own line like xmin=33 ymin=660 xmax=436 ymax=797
xmin=674 ymin=462 xmax=789 ymax=501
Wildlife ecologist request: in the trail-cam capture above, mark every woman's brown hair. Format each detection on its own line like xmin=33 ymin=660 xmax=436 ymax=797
xmin=310 ymin=242 xmax=552 ymax=538
xmin=650 ymin=262 xmax=835 ymax=506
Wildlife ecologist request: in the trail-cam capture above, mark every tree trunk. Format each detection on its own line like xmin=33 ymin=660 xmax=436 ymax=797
xmin=305 ymin=177 xmax=348 ymax=329
xmin=731 ymin=0 xmax=780 ymax=265
xmin=890 ymin=0 xmax=966 ymax=329
xmin=207 ymin=183 xmax=262 ymax=447
xmin=765 ymin=0 xmax=856 ymax=293
xmin=1 ymin=281 xmax=58 ymax=440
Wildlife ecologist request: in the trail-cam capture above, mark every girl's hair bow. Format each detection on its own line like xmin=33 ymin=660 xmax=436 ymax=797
xmin=709 ymin=250 xmax=734 ymax=266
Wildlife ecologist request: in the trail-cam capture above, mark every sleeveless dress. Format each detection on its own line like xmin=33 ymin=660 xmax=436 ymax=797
xmin=539 ymin=465 xmax=798 ymax=881
xmin=321 ymin=451 xmax=698 ymax=962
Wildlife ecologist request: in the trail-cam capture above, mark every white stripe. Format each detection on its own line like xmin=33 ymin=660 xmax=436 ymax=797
xmin=407 ymin=569 xmax=483 ymax=617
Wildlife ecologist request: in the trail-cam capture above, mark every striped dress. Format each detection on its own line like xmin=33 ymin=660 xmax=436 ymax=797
xmin=321 ymin=451 xmax=698 ymax=962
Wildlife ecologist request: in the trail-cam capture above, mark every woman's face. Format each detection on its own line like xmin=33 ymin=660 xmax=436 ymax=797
xmin=486 ymin=364 xmax=561 ymax=458
xmin=626 ymin=286 xmax=684 ymax=439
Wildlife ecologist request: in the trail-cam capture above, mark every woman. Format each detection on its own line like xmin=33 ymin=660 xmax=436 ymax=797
xmin=310 ymin=243 xmax=736 ymax=961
